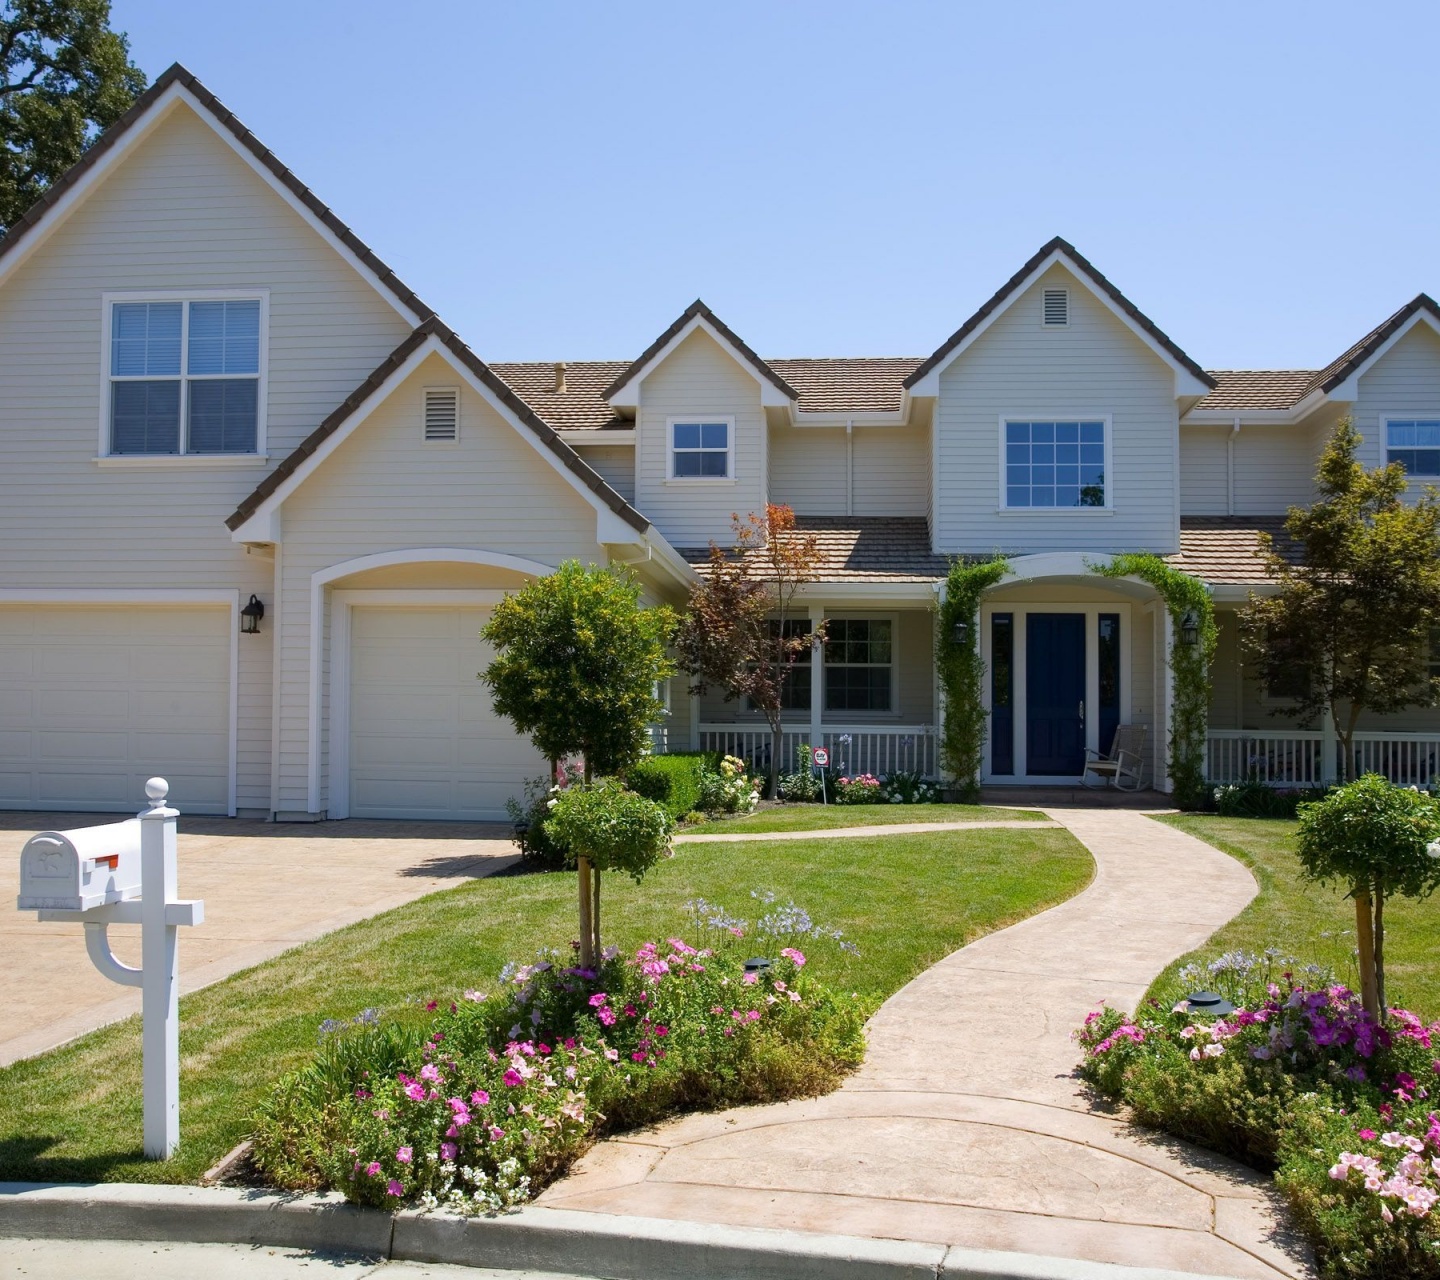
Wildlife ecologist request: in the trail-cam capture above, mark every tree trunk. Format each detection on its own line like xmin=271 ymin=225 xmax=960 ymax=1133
xmin=591 ymin=863 xmax=602 ymax=962
xmin=1354 ymin=882 xmax=1380 ymax=1019
xmin=1373 ymin=877 xmax=1386 ymax=1018
xmin=769 ymin=719 xmax=784 ymax=799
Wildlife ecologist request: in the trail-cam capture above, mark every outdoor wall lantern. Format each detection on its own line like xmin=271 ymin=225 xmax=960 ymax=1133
xmin=951 ymin=618 xmax=970 ymax=647
xmin=743 ymin=957 xmax=772 ymax=976
xmin=1183 ymin=990 xmax=1236 ymax=1018
xmin=1179 ymin=610 xmax=1200 ymax=647
xmin=240 ymin=595 xmax=265 ymax=635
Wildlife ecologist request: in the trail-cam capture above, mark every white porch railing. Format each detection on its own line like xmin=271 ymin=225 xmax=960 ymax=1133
xmin=697 ymin=725 xmax=938 ymax=778
xmin=1206 ymin=730 xmax=1440 ymax=788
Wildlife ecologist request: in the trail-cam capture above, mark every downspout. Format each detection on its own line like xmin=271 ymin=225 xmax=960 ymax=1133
xmin=846 ymin=419 xmax=854 ymax=516
xmin=1227 ymin=416 xmax=1240 ymax=516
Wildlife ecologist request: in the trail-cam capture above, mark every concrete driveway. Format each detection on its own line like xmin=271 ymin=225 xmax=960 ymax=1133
xmin=0 ymin=812 xmax=516 ymax=1066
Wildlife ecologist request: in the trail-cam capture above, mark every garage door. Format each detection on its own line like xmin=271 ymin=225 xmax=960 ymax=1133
xmin=348 ymin=607 xmax=544 ymax=820
xmin=0 ymin=605 xmax=232 ymax=814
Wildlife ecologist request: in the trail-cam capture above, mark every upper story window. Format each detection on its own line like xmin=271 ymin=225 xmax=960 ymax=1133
xmin=668 ymin=418 xmax=732 ymax=479
xmin=1385 ymin=418 xmax=1440 ymax=477
xmin=104 ymin=294 xmax=266 ymax=456
xmin=1003 ymin=419 xmax=1107 ymax=509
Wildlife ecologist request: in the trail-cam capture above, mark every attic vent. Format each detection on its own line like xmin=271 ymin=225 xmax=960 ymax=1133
xmin=1043 ymin=288 xmax=1069 ymax=327
xmin=424 ymin=388 xmax=459 ymax=441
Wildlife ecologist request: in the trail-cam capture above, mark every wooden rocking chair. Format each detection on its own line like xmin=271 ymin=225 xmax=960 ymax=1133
xmin=1082 ymin=725 xmax=1147 ymax=790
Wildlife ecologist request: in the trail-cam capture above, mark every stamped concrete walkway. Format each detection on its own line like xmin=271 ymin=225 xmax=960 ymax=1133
xmin=0 ymin=813 xmax=516 ymax=1066
xmin=540 ymin=809 xmax=1315 ymax=1279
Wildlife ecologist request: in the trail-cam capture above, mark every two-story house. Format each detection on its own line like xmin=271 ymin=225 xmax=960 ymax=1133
xmin=3 ymin=65 xmax=1438 ymax=820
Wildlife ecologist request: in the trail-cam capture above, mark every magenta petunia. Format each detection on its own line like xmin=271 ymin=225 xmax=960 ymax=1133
xmin=503 ymin=1068 xmax=523 ymax=1087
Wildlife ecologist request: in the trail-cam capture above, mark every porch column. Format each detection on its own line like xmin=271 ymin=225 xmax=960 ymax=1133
xmin=1159 ymin=608 xmax=1174 ymax=792
xmin=1320 ymin=704 xmax=1338 ymax=784
xmin=688 ymin=692 xmax=701 ymax=751
xmin=809 ymin=603 xmax=825 ymax=750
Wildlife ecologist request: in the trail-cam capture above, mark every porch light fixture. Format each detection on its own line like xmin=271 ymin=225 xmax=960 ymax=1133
xmin=1179 ymin=610 xmax=1199 ymax=647
xmin=240 ymin=594 xmax=265 ymax=635
xmin=1183 ymin=990 xmax=1236 ymax=1018
xmin=951 ymin=618 xmax=970 ymax=647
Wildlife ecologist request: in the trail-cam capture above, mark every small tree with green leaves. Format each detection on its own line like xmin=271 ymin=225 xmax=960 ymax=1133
xmin=1241 ymin=419 xmax=1440 ymax=780
xmin=2 ymin=0 xmax=147 ymax=231
xmin=1295 ymin=774 xmax=1440 ymax=1018
xmin=481 ymin=561 xmax=675 ymax=967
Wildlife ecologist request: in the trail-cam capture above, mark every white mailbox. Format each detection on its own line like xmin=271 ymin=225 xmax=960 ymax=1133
xmin=17 ymin=819 xmax=142 ymax=911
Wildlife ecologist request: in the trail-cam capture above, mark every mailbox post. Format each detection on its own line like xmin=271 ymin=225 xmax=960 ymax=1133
xmin=16 ymin=778 xmax=202 ymax=1159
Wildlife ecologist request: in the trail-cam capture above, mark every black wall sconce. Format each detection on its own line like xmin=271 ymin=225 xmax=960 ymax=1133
xmin=951 ymin=618 xmax=970 ymax=647
xmin=1179 ymin=609 xmax=1199 ymax=647
xmin=240 ymin=594 xmax=265 ymax=635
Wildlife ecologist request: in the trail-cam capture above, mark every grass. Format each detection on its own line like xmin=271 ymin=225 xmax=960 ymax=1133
xmin=1151 ymin=814 xmax=1440 ymax=1017
xmin=684 ymin=802 xmax=1045 ymax=834
xmin=0 ymin=826 xmax=1091 ymax=1188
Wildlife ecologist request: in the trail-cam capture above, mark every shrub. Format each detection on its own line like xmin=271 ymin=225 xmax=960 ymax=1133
xmin=1073 ymin=970 xmax=1440 ymax=1277
xmin=1213 ymin=781 xmax=1327 ymax=819
xmin=834 ymin=773 xmax=882 ymax=804
xmin=696 ymin=754 xmax=759 ymax=815
xmin=626 ymin=753 xmax=708 ymax=820
xmin=252 ymin=937 xmax=866 ymax=1212
xmin=879 ymin=769 xmax=941 ymax=804
xmin=777 ymin=768 xmax=823 ymax=802
xmin=505 ymin=774 xmax=572 ymax=870
xmin=543 ymin=781 xmax=672 ymax=884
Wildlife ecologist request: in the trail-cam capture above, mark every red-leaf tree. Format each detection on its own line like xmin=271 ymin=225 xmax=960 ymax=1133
xmin=675 ymin=505 xmax=825 ymax=797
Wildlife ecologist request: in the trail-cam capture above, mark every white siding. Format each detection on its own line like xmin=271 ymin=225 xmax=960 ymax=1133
xmin=1179 ymin=427 xmax=1229 ymax=515
xmin=274 ymin=354 xmax=607 ymax=813
xmin=0 ymin=102 xmax=414 ymax=811
xmin=769 ymin=423 xmax=846 ymax=514
xmin=1231 ymin=428 xmax=1316 ymax=513
xmin=1352 ymin=322 xmax=1440 ymax=483
xmin=854 ymin=425 xmax=928 ymax=516
xmin=934 ymin=263 xmax=1179 ymax=554
xmin=578 ymin=444 xmax=635 ymax=504
xmin=635 ymin=330 xmax=766 ymax=547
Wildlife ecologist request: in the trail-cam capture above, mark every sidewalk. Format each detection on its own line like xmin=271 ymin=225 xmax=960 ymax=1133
xmin=539 ymin=810 xmax=1313 ymax=1279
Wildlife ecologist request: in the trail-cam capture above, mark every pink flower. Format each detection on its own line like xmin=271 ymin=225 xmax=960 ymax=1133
xmin=395 ymin=1145 xmax=412 ymax=1163
xmin=1358 ymin=1128 xmax=1378 ymax=1140
xmin=419 ymin=1063 xmax=442 ymax=1083
xmin=471 ymin=1089 xmax=489 ymax=1106
xmin=780 ymin=947 xmax=806 ymax=967
xmin=503 ymin=1068 xmax=523 ymax=1087
xmin=604 ymin=1047 xmax=619 ymax=1061
xmin=742 ymin=972 xmax=758 ymax=986
xmin=365 ymin=1161 xmax=381 ymax=1177
xmin=488 ymin=1125 xmax=505 ymax=1141
xmin=598 ymin=1007 xmax=617 ymax=1026
xmin=387 ymin=1179 xmax=404 ymax=1197
xmin=655 ymin=1025 xmax=669 ymax=1037
xmin=440 ymin=1142 xmax=457 ymax=1161
xmin=588 ymin=992 xmax=608 ymax=1007
xmin=404 ymin=1082 xmax=425 ymax=1101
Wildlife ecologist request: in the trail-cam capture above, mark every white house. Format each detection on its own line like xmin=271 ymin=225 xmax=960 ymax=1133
xmin=2 ymin=64 xmax=1439 ymax=820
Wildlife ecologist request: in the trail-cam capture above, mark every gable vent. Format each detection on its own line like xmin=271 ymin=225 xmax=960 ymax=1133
xmin=424 ymin=388 xmax=459 ymax=441
xmin=1043 ymin=288 xmax=1069 ymax=326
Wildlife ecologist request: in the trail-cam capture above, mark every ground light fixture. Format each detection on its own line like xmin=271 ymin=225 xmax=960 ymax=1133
xmin=1179 ymin=609 xmax=1200 ymax=646
xmin=743 ymin=957 xmax=772 ymax=976
xmin=1183 ymin=990 xmax=1236 ymax=1017
xmin=240 ymin=594 xmax=265 ymax=634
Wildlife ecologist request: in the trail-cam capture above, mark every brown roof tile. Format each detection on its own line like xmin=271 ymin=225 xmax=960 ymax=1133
xmin=1168 ymin=516 xmax=1301 ymax=585
xmin=490 ymin=361 xmax=631 ymax=431
xmin=679 ymin=516 xmax=949 ymax=584
xmin=767 ymin=357 xmax=924 ymax=415
xmin=1194 ymin=371 xmax=1318 ymax=411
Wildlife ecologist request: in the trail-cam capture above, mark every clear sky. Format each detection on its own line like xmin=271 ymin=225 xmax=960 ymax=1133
xmin=113 ymin=0 xmax=1440 ymax=370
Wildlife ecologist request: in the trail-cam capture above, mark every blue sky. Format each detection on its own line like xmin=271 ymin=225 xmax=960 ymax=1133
xmin=115 ymin=1 xmax=1439 ymax=369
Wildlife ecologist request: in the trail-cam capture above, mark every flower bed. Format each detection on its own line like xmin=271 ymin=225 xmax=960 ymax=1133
xmin=253 ymin=932 xmax=866 ymax=1213
xmin=1075 ymin=962 xmax=1440 ymax=1278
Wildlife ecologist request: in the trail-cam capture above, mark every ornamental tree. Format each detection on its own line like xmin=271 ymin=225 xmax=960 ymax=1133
xmin=1295 ymin=774 xmax=1440 ymax=1018
xmin=1241 ymin=420 xmax=1440 ymax=780
xmin=543 ymin=780 xmax=671 ymax=961
xmin=673 ymin=505 xmax=824 ymax=798
xmin=1 ymin=0 xmax=147 ymax=231
xmin=481 ymin=562 xmax=675 ymax=966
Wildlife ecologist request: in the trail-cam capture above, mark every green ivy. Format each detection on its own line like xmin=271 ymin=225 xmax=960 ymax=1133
xmin=936 ymin=556 xmax=1010 ymax=801
xmin=1092 ymin=554 xmax=1215 ymax=809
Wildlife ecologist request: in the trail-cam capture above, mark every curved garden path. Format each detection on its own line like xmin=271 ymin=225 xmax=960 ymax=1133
xmin=539 ymin=808 xmax=1316 ymax=1279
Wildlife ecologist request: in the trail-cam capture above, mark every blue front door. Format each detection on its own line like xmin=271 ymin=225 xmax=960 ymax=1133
xmin=1026 ymin=613 xmax=1086 ymax=776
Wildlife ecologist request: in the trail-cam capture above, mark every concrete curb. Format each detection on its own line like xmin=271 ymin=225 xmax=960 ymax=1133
xmin=0 ymin=1181 xmax=1236 ymax=1280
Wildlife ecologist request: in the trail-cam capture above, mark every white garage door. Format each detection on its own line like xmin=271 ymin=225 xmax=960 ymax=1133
xmin=348 ymin=607 xmax=544 ymax=821
xmin=0 ymin=605 xmax=232 ymax=814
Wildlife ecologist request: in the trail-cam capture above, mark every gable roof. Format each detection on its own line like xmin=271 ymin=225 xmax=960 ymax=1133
xmin=0 ymin=63 xmax=435 ymax=323
xmin=226 ymin=317 xmax=647 ymax=534
xmin=903 ymin=237 xmax=1216 ymax=392
xmin=1305 ymin=293 xmax=1440 ymax=396
xmin=599 ymin=299 xmax=799 ymax=403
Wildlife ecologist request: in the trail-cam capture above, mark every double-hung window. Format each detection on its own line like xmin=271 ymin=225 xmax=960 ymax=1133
xmin=106 ymin=295 xmax=265 ymax=456
xmin=1004 ymin=419 xmax=1107 ymax=508
xmin=824 ymin=618 xmax=893 ymax=712
xmin=668 ymin=419 xmax=731 ymax=479
xmin=1385 ymin=418 xmax=1440 ymax=477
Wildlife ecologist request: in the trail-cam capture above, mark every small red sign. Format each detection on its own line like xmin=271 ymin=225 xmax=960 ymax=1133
xmin=812 ymin=747 xmax=829 ymax=767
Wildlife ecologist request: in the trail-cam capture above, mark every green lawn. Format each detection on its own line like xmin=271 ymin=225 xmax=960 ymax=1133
xmin=0 ymin=826 xmax=1091 ymax=1187
xmin=685 ymin=803 xmax=1045 ymax=834
xmin=1152 ymin=815 xmax=1440 ymax=1017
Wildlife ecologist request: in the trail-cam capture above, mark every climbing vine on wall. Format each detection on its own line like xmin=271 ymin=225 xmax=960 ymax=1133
xmin=1092 ymin=554 xmax=1215 ymax=810
xmin=936 ymin=556 xmax=1010 ymax=801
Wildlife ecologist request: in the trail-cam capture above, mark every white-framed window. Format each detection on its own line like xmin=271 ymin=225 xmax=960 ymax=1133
xmin=1001 ymin=417 xmax=1109 ymax=509
xmin=667 ymin=417 xmax=733 ymax=480
xmin=824 ymin=617 xmax=894 ymax=713
xmin=1384 ymin=416 xmax=1440 ymax=478
xmin=101 ymin=291 xmax=268 ymax=457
